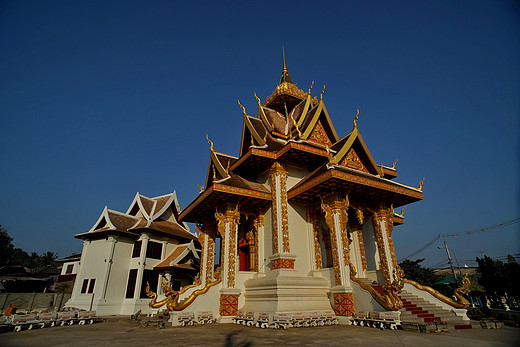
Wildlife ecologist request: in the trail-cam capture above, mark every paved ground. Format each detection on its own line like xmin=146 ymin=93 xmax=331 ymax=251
xmin=1 ymin=318 xmax=519 ymax=347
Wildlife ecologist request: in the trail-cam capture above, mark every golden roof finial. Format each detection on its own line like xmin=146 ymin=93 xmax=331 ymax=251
xmin=197 ymin=184 xmax=204 ymax=193
xmin=308 ymin=80 xmax=314 ymax=95
xmin=398 ymin=207 xmax=405 ymax=217
xmin=237 ymin=99 xmax=248 ymax=117
xmin=320 ymin=84 xmax=326 ymax=101
xmin=392 ymin=158 xmax=398 ymax=169
xmin=353 ymin=108 xmax=360 ymax=128
xmin=254 ymin=91 xmax=262 ymax=106
xmin=206 ymin=133 xmax=214 ymax=152
xmin=282 ymin=45 xmax=288 ymax=74
xmin=379 ymin=162 xmax=385 ymax=176
xmin=225 ymin=160 xmax=230 ymax=175
xmin=418 ymin=177 xmax=425 ymax=190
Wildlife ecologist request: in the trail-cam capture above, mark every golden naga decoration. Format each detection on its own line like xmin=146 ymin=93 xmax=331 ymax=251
xmin=398 ymin=207 xmax=405 ymax=217
xmin=206 ymin=134 xmax=214 ymax=152
xmin=254 ymin=91 xmax=262 ymax=106
xmin=349 ymin=264 xmax=404 ymax=311
xmin=403 ymin=273 xmax=471 ymax=309
xmin=353 ymin=108 xmax=359 ymax=128
xmin=146 ymin=269 xmax=221 ymax=311
xmin=237 ymin=99 xmax=248 ymax=117
xmin=307 ymin=80 xmax=314 ymax=95
xmin=326 ymin=146 xmax=334 ymax=165
xmin=197 ymin=184 xmax=204 ymax=193
xmin=392 ymin=158 xmax=398 ymax=169
xmin=320 ymin=84 xmax=326 ymax=101
xmin=418 ymin=177 xmax=425 ymax=190
xmin=290 ymin=111 xmax=302 ymax=138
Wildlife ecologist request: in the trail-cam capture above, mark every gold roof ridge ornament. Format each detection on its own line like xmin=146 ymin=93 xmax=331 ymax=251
xmin=320 ymin=84 xmax=326 ymax=101
xmin=237 ymin=99 xmax=248 ymax=117
xmin=197 ymin=184 xmax=204 ymax=193
xmin=289 ymin=110 xmax=302 ymax=138
xmin=254 ymin=91 xmax=262 ymax=107
xmin=326 ymin=145 xmax=334 ymax=165
xmin=353 ymin=108 xmax=360 ymax=128
xmin=308 ymin=80 xmax=314 ymax=95
xmin=392 ymin=158 xmax=398 ymax=169
xmin=418 ymin=177 xmax=425 ymax=190
xmin=206 ymin=133 xmax=214 ymax=152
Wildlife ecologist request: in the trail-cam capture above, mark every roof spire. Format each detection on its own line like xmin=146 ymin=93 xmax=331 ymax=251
xmin=280 ymin=46 xmax=293 ymax=84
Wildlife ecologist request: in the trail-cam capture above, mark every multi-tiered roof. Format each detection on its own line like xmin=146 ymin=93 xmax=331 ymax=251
xmin=179 ymin=64 xmax=422 ymax=223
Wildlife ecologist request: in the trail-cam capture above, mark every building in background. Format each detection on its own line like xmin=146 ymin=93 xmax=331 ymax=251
xmin=65 ymin=191 xmax=199 ymax=315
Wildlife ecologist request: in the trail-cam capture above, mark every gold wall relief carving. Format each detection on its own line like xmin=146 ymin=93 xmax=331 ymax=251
xmin=355 ymin=209 xmax=364 ymax=226
xmin=308 ymin=118 xmax=332 ymax=146
xmin=340 ymin=148 xmax=369 ymax=173
xmin=308 ymin=207 xmax=322 ymax=270
xmin=356 ymin=229 xmax=368 ymax=271
xmin=280 ymin=171 xmax=290 ymax=253
xmin=383 ymin=209 xmax=398 ymax=268
xmin=372 ymin=211 xmax=391 ymax=286
xmin=271 ymin=258 xmax=295 ymax=269
xmin=270 ymin=174 xmax=279 ymax=253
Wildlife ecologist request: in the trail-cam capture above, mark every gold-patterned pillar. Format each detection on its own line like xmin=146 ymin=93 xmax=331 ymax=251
xmin=269 ymin=162 xmax=294 ymax=269
xmin=215 ymin=203 xmax=241 ymax=316
xmin=321 ymin=195 xmax=351 ymax=286
xmin=371 ymin=209 xmax=393 ymax=286
xmin=308 ymin=205 xmax=322 ymax=270
xmin=383 ymin=209 xmax=398 ymax=269
xmin=196 ymin=221 xmax=217 ymax=286
xmin=322 ymin=194 xmax=354 ymax=316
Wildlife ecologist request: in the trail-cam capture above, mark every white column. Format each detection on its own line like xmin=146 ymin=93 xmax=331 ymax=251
xmin=134 ymin=233 xmax=150 ymax=298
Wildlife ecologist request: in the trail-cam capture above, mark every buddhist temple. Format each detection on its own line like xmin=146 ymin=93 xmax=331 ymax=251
xmin=143 ymin=59 xmax=472 ymax=325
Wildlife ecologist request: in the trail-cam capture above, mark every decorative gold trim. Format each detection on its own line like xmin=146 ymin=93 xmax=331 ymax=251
xmin=356 ymin=228 xmax=368 ymax=271
xmin=280 ymin=170 xmax=290 ymax=253
xmin=383 ymin=209 xmax=398 ymax=268
xmin=146 ymin=270 xmax=221 ymax=311
xmin=309 ymin=206 xmax=322 ymax=269
xmin=270 ymin=170 xmax=279 ymax=253
xmin=321 ymin=200 xmax=341 ymax=285
xmin=403 ymin=274 xmax=471 ymax=309
xmin=372 ymin=211 xmax=391 ymax=286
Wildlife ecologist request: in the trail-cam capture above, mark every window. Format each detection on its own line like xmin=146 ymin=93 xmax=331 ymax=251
xmin=146 ymin=241 xmax=162 ymax=260
xmin=87 ymin=279 xmax=96 ymax=293
xmin=65 ymin=264 xmax=74 ymax=274
xmin=140 ymin=269 xmax=159 ymax=298
xmin=132 ymin=241 xmax=142 ymax=258
xmin=81 ymin=279 xmax=89 ymax=294
xmin=126 ymin=269 xmax=138 ymax=299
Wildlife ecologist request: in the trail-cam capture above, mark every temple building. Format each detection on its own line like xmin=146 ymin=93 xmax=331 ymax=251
xmin=144 ymin=61 xmax=472 ymax=325
xmin=65 ymin=191 xmax=200 ymax=315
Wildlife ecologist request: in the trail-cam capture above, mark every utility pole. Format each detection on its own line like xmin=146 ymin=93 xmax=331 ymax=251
xmin=440 ymin=235 xmax=457 ymax=280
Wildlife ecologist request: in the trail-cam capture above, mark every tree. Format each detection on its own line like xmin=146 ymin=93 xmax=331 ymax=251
xmin=0 ymin=225 xmax=15 ymax=266
xmin=398 ymin=258 xmax=441 ymax=286
xmin=477 ymin=254 xmax=520 ymax=296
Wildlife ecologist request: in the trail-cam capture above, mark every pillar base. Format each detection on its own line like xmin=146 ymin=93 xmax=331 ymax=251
xmin=269 ymin=253 xmax=296 ymax=270
xmin=330 ymin=286 xmax=355 ymax=316
xmin=219 ymin=289 xmax=240 ymax=316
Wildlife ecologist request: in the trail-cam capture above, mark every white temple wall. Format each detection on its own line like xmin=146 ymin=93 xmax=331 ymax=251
xmin=262 ymin=206 xmax=274 ymax=271
xmin=285 ymin=165 xmax=308 ymax=189
xmin=287 ymin=201 xmax=311 ymax=275
xmin=361 ymin=219 xmax=379 ymax=271
xmin=104 ymin=240 xmax=133 ymax=303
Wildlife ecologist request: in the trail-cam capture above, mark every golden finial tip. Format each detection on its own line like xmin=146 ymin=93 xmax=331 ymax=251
xmin=418 ymin=177 xmax=425 ymax=190
xmin=353 ymin=108 xmax=360 ymax=128
xmin=392 ymin=158 xmax=398 ymax=169
xmin=308 ymin=80 xmax=314 ymax=95
xmin=206 ymin=133 xmax=214 ymax=152
xmin=320 ymin=84 xmax=326 ymax=100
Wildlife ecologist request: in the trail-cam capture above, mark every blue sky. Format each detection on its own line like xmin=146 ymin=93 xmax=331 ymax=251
xmin=1 ymin=1 xmax=518 ymax=267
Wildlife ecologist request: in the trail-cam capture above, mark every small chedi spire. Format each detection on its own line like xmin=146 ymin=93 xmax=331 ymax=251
xmin=280 ymin=46 xmax=293 ymax=85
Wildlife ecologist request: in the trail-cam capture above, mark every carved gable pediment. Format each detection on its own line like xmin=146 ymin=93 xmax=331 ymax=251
xmin=340 ymin=148 xmax=369 ymax=173
xmin=308 ymin=118 xmax=333 ymax=146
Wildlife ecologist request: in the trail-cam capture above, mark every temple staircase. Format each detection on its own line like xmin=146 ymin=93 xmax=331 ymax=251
xmin=398 ymin=289 xmax=473 ymax=330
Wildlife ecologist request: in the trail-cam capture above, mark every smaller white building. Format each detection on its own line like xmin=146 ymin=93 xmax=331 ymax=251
xmin=65 ymin=191 xmax=199 ymax=315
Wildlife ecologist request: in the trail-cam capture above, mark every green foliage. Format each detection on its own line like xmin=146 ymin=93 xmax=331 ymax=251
xmin=398 ymin=258 xmax=441 ymax=286
xmin=0 ymin=225 xmax=58 ymax=268
xmin=476 ymin=255 xmax=520 ymax=296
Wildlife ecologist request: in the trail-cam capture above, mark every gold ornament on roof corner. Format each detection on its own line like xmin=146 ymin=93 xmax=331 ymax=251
xmin=307 ymin=80 xmax=314 ymax=95
xmin=353 ymin=108 xmax=360 ymax=128
xmin=398 ymin=207 xmax=405 ymax=217
xmin=198 ymin=184 xmax=204 ymax=193
xmin=225 ymin=160 xmax=230 ymax=175
xmin=392 ymin=158 xmax=398 ymax=169
xmin=326 ymin=145 xmax=334 ymax=165
xmin=289 ymin=109 xmax=302 ymax=138
xmin=418 ymin=177 xmax=425 ymax=190
xmin=254 ymin=91 xmax=262 ymax=106
xmin=206 ymin=133 xmax=214 ymax=152
xmin=320 ymin=84 xmax=326 ymax=101
xmin=237 ymin=99 xmax=248 ymax=117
